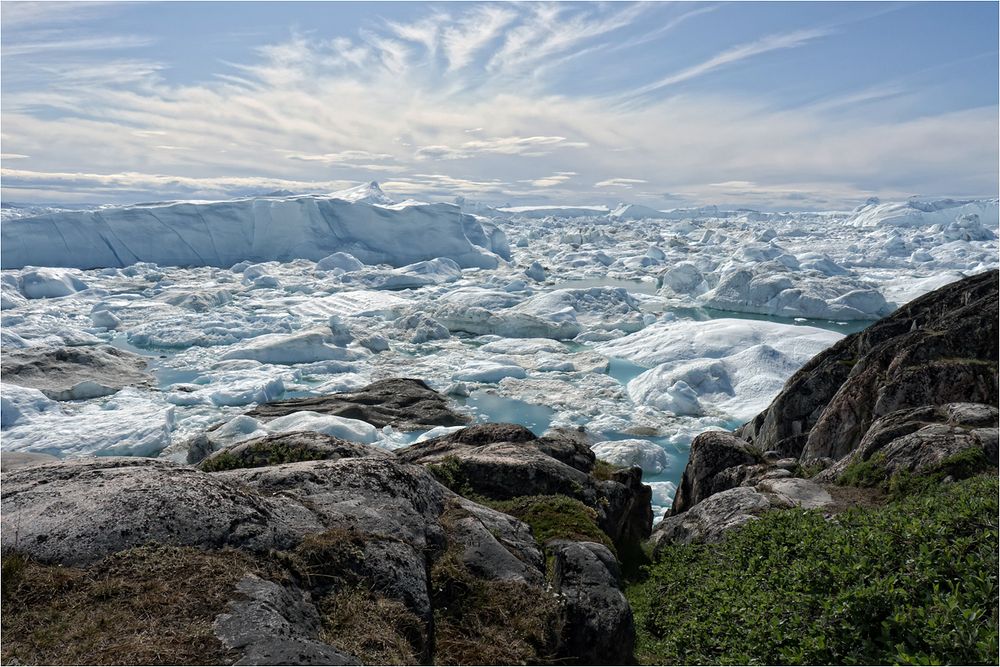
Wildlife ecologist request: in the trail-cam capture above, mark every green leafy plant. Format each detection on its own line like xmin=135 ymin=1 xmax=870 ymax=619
xmin=630 ymin=475 xmax=999 ymax=665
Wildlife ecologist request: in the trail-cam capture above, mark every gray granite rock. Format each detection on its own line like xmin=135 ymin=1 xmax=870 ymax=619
xmin=737 ymin=270 xmax=998 ymax=460
xmin=550 ymin=540 xmax=634 ymax=665
xmin=215 ymin=575 xmax=359 ymax=666
xmin=652 ymin=487 xmax=772 ymax=548
xmin=0 ymin=458 xmax=309 ymax=565
xmin=197 ymin=431 xmax=390 ymax=470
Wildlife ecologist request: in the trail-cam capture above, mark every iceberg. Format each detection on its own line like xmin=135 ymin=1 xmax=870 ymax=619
xmin=1 ymin=184 xmax=504 ymax=270
xmin=848 ymin=198 xmax=999 ymax=229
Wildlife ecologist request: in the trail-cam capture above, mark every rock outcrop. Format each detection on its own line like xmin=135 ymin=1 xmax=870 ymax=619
xmin=397 ymin=423 xmax=653 ymax=553
xmin=246 ymin=378 xmax=471 ymax=430
xmin=1 ymin=345 xmax=152 ymax=400
xmin=2 ymin=423 xmax=643 ymax=665
xmin=550 ymin=540 xmax=635 ymax=665
xmin=656 ymin=271 xmax=999 ymax=546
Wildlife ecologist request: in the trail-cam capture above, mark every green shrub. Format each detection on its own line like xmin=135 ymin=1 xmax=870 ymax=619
xmin=838 ymin=451 xmax=889 ymax=488
xmin=840 ymin=447 xmax=992 ymax=500
xmin=592 ymin=459 xmax=621 ymax=481
xmin=426 ymin=456 xmax=476 ymax=497
xmin=630 ymin=475 xmax=999 ymax=665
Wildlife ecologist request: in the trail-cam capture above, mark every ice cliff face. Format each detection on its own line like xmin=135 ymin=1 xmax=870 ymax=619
xmin=0 ymin=185 xmax=506 ymax=270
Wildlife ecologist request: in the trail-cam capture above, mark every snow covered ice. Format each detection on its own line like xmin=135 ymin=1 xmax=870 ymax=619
xmin=3 ymin=186 xmax=997 ymax=519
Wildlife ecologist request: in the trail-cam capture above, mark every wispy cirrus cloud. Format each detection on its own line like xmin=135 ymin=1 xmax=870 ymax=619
xmin=1 ymin=2 xmax=995 ymax=208
xmin=521 ymin=171 xmax=577 ymax=188
xmin=415 ymin=136 xmax=588 ymax=160
xmin=624 ymin=28 xmax=833 ymax=100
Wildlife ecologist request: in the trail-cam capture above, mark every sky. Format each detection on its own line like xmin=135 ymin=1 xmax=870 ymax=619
xmin=1 ymin=1 xmax=998 ymax=210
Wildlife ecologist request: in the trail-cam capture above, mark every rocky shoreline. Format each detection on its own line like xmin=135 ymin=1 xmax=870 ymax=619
xmin=2 ymin=270 xmax=997 ymax=665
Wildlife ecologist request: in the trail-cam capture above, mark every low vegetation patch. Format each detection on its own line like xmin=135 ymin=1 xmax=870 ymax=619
xmin=479 ymin=494 xmax=616 ymax=554
xmin=430 ymin=544 xmax=563 ymax=665
xmin=839 ymin=446 xmax=992 ymax=499
xmin=199 ymin=441 xmax=331 ymax=472
xmin=317 ymin=587 xmax=424 ymax=665
xmin=591 ymin=459 xmax=622 ymax=481
xmin=838 ymin=451 xmax=889 ymax=488
xmin=630 ymin=474 xmax=999 ymax=665
xmin=1 ymin=545 xmax=260 ymax=665
xmin=426 ymin=456 xmax=476 ymax=497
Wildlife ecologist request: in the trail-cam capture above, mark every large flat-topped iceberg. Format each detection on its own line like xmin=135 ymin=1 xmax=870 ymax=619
xmin=848 ymin=198 xmax=999 ymax=229
xmin=1 ymin=183 xmax=505 ymax=270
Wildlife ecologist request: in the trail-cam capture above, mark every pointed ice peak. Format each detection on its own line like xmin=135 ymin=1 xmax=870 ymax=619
xmin=328 ymin=181 xmax=395 ymax=205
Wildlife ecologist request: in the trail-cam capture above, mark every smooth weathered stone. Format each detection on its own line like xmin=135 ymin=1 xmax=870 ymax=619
xmin=215 ymin=575 xmax=359 ymax=666
xmin=652 ymin=487 xmax=772 ymax=547
xmin=669 ymin=431 xmax=758 ymax=516
xmin=198 ymin=431 xmax=390 ymax=470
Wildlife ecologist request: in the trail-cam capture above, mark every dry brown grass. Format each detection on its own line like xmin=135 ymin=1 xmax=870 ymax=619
xmin=1 ymin=545 xmax=260 ymax=666
xmin=317 ymin=586 xmax=425 ymax=665
xmin=430 ymin=546 xmax=563 ymax=665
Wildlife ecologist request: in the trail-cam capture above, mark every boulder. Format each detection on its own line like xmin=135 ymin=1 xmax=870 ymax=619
xmin=1 ymin=441 xmax=642 ymax=664
xmin=670 ymin=431 xmax=758 ymax=515
xmin=817 ymin=403 xmax=999 ymax=482
xmin=0 ymin=458 xmax=306 ymax=565
xmin=246 ymin=378 xmax=470 ymax=430
xmin=756 ymin=478 xmax=834 ymax=509
xmin=653 ymin=487 xmax=772 ymax=547
xmin=1 ymin=345 xmax=152 ymax=400
xmin=551 ymin=540 xmax=635 ymax=665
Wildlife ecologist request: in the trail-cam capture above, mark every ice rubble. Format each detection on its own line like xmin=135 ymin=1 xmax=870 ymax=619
xmin=1 ymin=183 xmax=506 ymax=270
xmin=597 ymin=319 xmax=841 ymax=421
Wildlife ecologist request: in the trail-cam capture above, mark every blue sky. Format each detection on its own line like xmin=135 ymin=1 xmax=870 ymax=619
xmin=1 ymin=1 xmax=997 ymax=209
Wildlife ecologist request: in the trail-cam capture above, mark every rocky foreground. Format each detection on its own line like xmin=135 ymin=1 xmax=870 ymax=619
xmin=2 ymin=270 xmax=997 ymax=666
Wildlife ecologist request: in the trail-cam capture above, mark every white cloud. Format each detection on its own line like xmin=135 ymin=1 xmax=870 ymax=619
xmin=416 ymin=136 xmax=588 ymax=160
xmin=595 ymin=178 xmax=648 ymax=188
xmin=441 ymin=6 xmax=517 ymax=71
xmin=0 ymin=167 xmax=355 ymax=196
xmin=521 ymin=171 xmax=577 ymax=187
